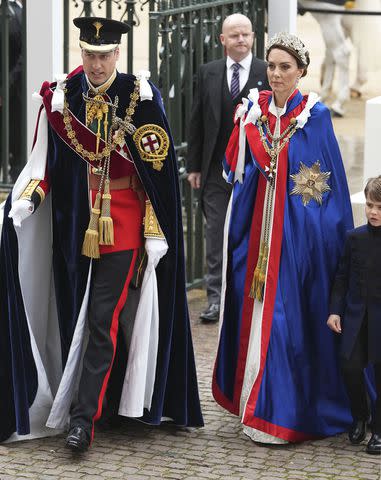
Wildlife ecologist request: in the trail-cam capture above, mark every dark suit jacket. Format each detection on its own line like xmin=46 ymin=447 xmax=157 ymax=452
xmin=330 ymin=223 xmax=381 ymax=362
xmin=186 ymin=55 xmax=269 ymax=192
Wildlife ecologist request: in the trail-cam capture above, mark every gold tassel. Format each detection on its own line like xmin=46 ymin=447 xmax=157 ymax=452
xmin=255 ymin=243 xmax=269 ymax=302
xmin=249 ymin=242 xmax=264 ymax=298
xmin=82 ymin=191 xmax=102 ymax=259
xmin=99 ymin=179 xmax=114 ymax=245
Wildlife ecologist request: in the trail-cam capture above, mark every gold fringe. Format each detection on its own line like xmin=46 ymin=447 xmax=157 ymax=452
xmin=255 ymin=243 xmax=268 ymax=302
xmin=99 ymin=215 xmax=114 ymax=245
xmin=99 ymin=179 xmax=114 ymax=245
xmin=82 ymin=192 xmax=102 ymax=259
xmin=249 ymin=242 xmax=264 ymax=298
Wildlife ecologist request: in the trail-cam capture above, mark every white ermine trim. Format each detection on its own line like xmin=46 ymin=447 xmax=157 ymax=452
xmin=244 ymin=88 xmax=262 ymax=126
xmin=234 ymin=98 xmax=250 ymax=184
xmin=295 ymin=92 xmax=320 ymax=129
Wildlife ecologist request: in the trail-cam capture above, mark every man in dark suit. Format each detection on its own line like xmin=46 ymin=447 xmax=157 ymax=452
xmin=328 ymin=175 xmax=381 ymax=455
xmin=187 ymin=13 xmax=270 ymax=322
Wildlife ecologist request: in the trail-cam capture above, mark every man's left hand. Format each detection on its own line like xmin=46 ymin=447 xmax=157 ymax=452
xmin=145 ymin=237 xmax=168 ymax=268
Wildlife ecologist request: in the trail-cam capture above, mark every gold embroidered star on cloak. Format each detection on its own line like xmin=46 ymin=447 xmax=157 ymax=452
xmin=290 ymin=161 xmax=331 ymax=206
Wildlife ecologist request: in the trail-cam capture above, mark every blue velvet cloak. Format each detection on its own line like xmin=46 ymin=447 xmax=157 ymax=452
xmin=213 ymin=90 xmax=354 ymax=442
xmin=0 ymin=70 xmax=203 ymax=442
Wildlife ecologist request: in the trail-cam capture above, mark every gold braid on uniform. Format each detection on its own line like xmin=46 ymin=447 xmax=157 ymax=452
xmin=20 ymin=180 xmax=41 ymax=201
xmin=20 ymin=179 xmax=46 ymax=210
xmin=144 ymin=199 xmax=164 ymax=239
xmin=62 ymin=78 xmax=140 ymax=258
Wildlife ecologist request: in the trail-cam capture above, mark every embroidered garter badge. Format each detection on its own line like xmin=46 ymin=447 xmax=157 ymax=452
xmin=290 ymin=161 xmax=331 ymax=206
xmin=133 ymin=124 xmax=169 ymax=171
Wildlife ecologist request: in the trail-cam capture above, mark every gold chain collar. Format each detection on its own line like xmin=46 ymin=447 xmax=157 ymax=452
xmin=257 ymin=114 xmax=298 ymax=160
xmin=257 ymin=114 xmax=298 ymax=179
xmin=62 ymin=78 xmax=140 ymax=162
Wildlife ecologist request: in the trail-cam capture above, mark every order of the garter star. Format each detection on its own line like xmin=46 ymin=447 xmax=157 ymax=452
xmin=290 ymin=161 xmax=331 ymax=206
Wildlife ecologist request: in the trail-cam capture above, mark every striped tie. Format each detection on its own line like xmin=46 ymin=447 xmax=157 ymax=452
xmin=230 ymin=63 xmax=241 ymax=98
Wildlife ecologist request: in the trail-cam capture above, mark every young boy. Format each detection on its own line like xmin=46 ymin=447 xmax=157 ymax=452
xmin=327 ymin=175 xmax=381 ymax=455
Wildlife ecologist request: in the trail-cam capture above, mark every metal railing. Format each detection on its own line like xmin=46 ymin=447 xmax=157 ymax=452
xmin=149 ymin=0 xmax=267 ymax=286
xmin=0 ymin=0 xmax=26 ymax=189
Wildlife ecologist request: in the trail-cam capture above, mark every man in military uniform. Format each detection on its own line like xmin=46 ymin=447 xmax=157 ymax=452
xmin=0 ymin=17 xmax=203 ymax=450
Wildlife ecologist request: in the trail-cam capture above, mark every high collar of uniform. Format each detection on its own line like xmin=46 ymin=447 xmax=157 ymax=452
xmin=86 ymin=69 xmax=117 ymax=94
xmin=367 ymin=222 xmax=381 ymax=236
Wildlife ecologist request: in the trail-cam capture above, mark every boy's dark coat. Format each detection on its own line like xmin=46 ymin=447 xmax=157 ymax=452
xmin=330 ymin=224 xmax=381 ymax=363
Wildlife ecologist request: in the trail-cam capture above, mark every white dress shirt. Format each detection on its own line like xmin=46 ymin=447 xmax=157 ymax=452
xmin=226 ymin=52 xmax=253 ymax=93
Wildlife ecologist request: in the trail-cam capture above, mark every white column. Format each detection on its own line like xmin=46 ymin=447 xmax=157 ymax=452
xmin=267 ymin=0 xmax=298 ymax=38
xmin=26 ymin=0 xmax=63 ymax=151
xmin=363 ymin=96 xmax=381 ymax=182
xmin=351 ymin=96 xmax=381 ymax=226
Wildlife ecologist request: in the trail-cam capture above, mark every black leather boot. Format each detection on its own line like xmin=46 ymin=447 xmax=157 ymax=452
xmin=348 ymin=419 xmax=366 ymax=444
xmin=200 ymin=303 xmax=220 ymax=322
xmin=366 ymin=433 xmax=381 ymax=455
xmin=65 ymin=426 xmax=90 ymax=452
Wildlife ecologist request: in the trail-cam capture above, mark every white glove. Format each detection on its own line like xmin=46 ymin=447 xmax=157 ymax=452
xmin=8 ymin=199 xmax=34 ymax=227
xmin=145 ymin=237 xmax=168 ymax=269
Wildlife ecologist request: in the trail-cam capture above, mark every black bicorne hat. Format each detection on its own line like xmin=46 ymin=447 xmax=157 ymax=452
xmin=73 ymin=16 xmax=130 ymax=52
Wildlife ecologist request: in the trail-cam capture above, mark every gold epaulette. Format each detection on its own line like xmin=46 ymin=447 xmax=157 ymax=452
xmin=20 ymin=179 xmax=45 ymax=203
xmin=144 ymin=199 xmax=165 ymax=239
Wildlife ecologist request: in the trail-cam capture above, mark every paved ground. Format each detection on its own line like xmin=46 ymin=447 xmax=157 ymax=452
xmin=0 ymin=289 xmax=380 ymax=480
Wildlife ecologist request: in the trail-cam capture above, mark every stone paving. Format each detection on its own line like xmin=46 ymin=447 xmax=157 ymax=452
xmin=0 ymin=289 xmax=380 ymax=480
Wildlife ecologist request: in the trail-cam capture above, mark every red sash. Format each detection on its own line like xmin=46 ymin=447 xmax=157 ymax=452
xmin=232 ymin=92 xmax=309 ymax=416
xmin=40 ymin=83 xmax=136 ymax=179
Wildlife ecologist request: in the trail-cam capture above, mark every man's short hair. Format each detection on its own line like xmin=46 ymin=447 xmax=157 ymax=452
xmin=364 ymin=175 xmax=381 ymax=202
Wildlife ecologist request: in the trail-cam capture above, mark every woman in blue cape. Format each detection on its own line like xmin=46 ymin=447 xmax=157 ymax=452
xmin=212 ymin=32 xmax=354 ymax=443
